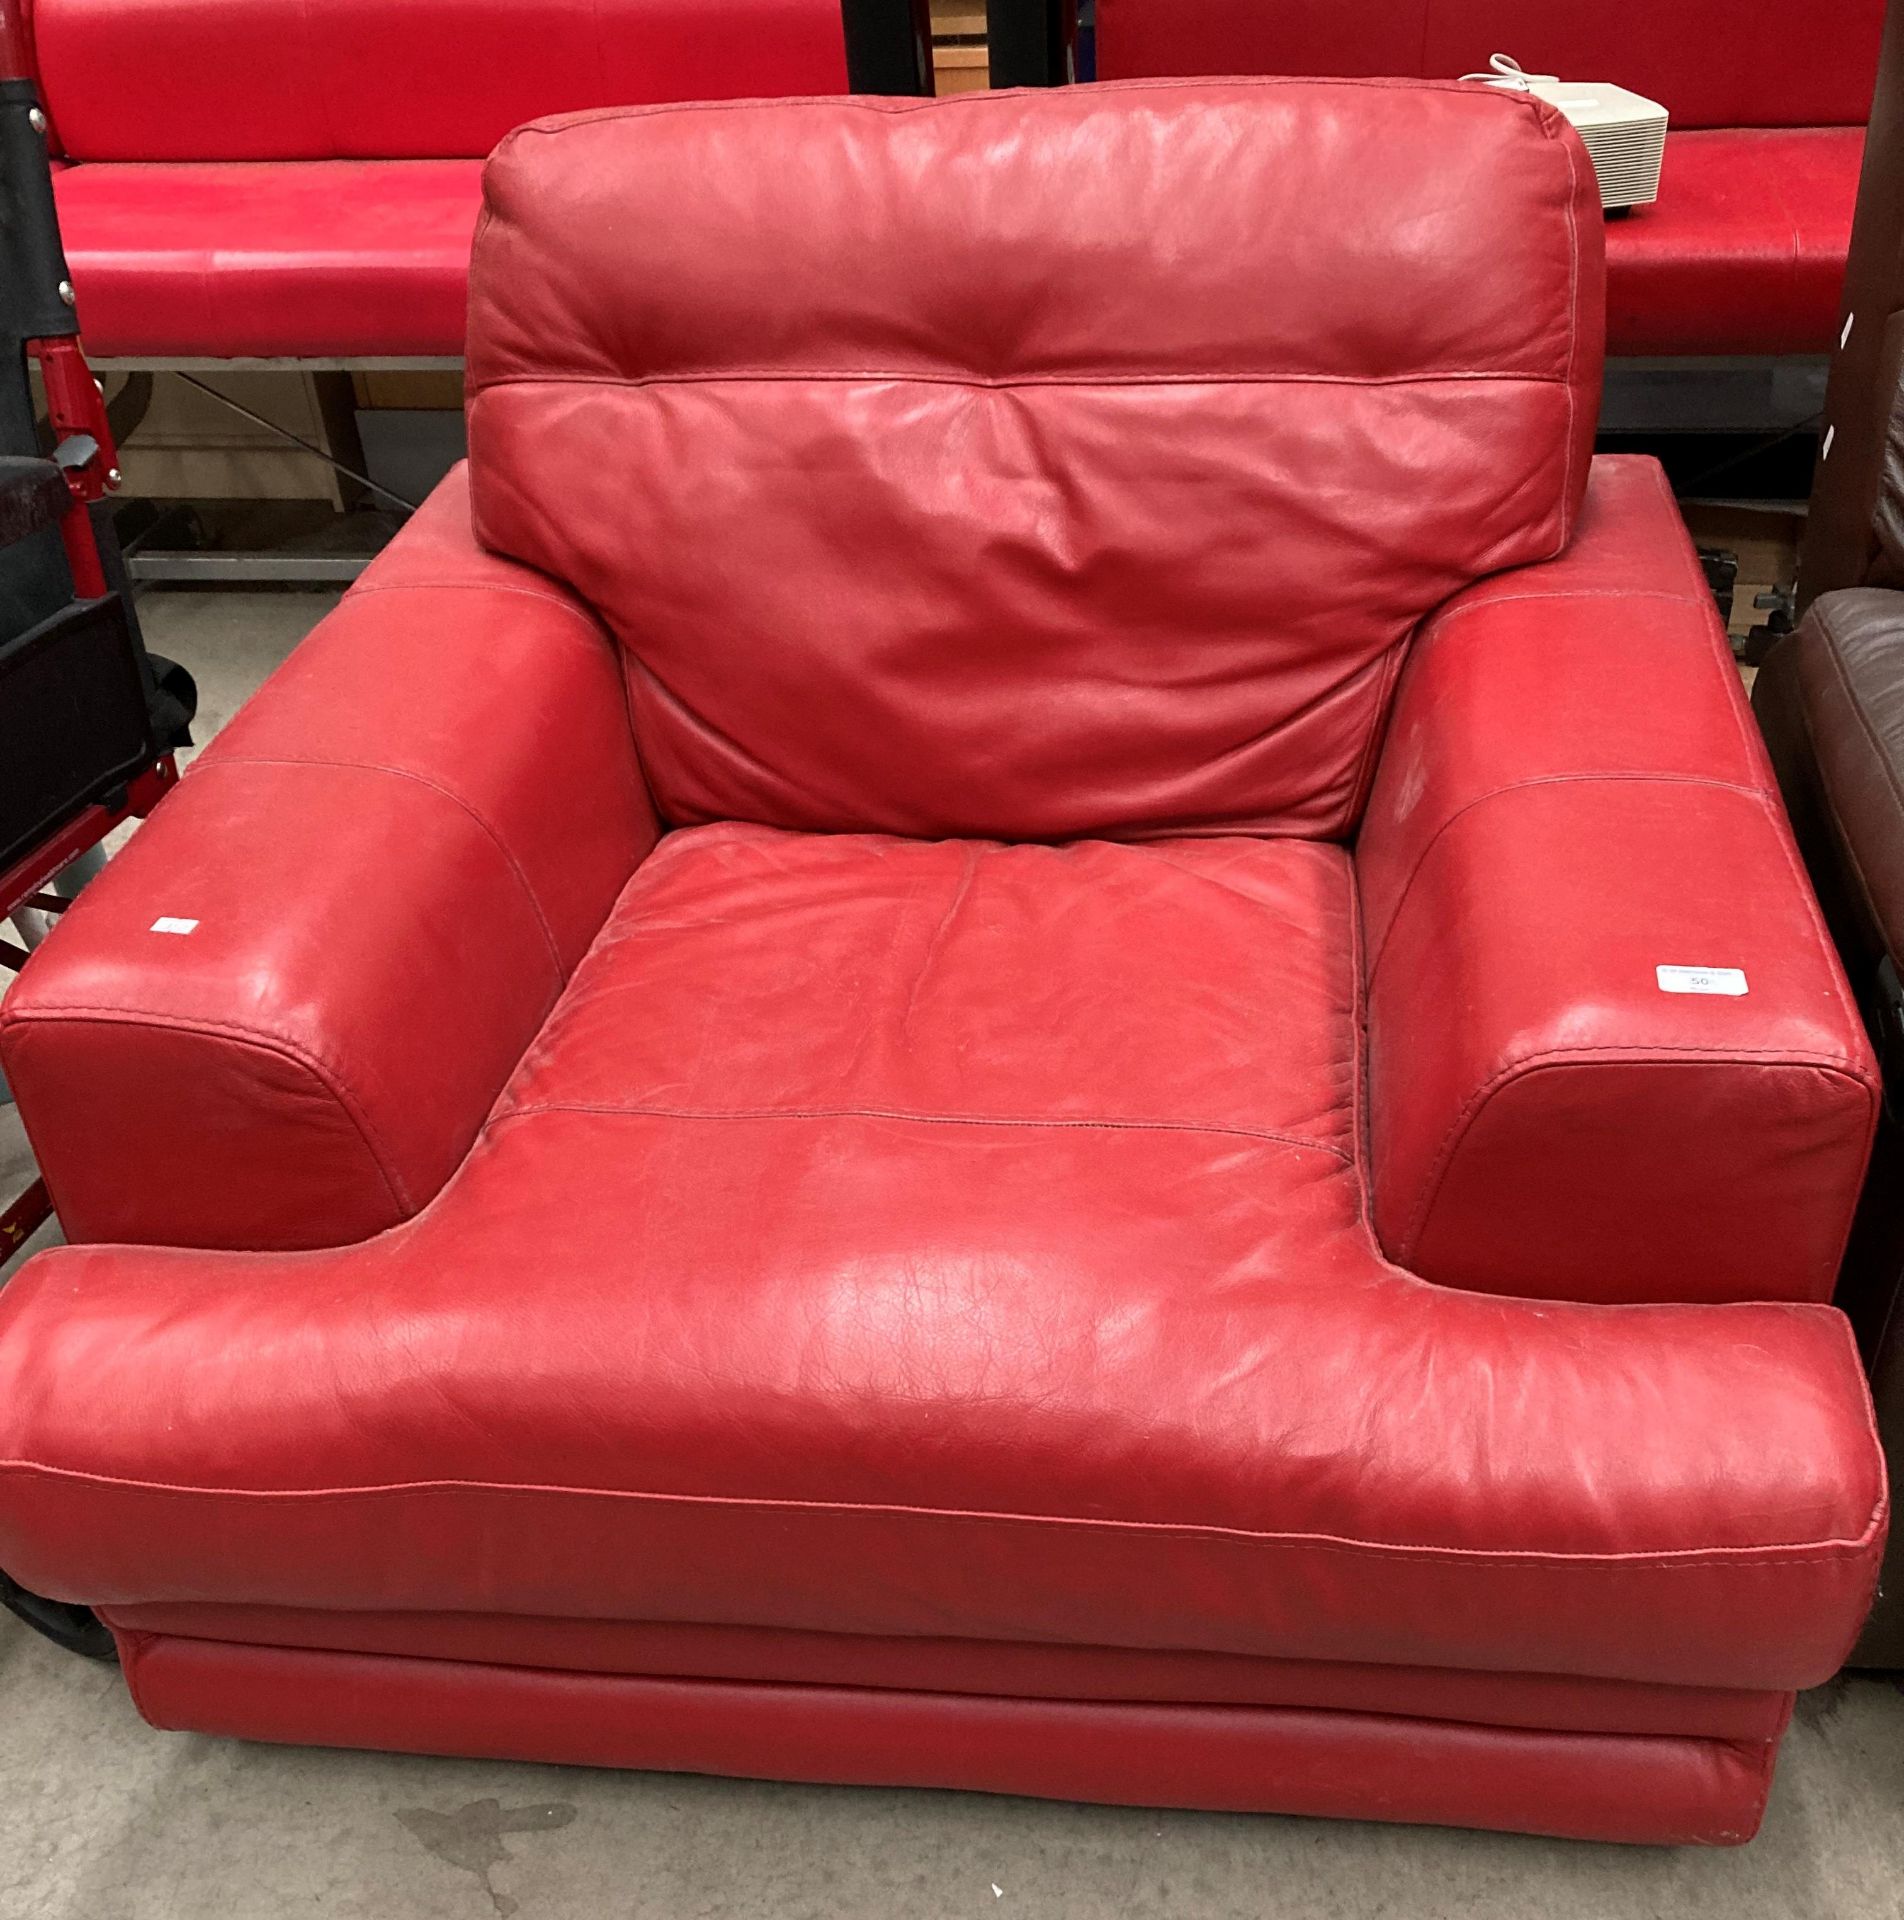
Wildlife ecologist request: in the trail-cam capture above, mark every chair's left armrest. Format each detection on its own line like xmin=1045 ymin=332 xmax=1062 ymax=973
xmin=0 ymin=465 xmax=658 ymax=1251
xmin=1358 ymin=455 xmax=1879 ymax=1304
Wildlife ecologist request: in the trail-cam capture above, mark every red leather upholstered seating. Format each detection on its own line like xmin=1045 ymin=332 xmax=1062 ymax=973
xmin=0 ymin=84 xmax=1887 ymax=1844
xmin=1092 ymin=0 xmax=1884 ymax=357
xmin=25 ymin=0 xmax=850 ymax=358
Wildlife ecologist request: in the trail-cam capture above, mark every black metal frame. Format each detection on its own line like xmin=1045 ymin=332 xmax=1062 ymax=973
xmin=0 ymin=75 xmax=78 ymax=646
xmin=842 ymin=0 xmax=936 ymax=93
xmin=0 ymin=0 xmax=198 ymax=1667
xmin=0 ymin=1570 xmax=115 ymax=1661
xmin=984 ymin=0 xmax=1077 ymax=87
xmin=0 ymin=58 xmax=189 ymax=879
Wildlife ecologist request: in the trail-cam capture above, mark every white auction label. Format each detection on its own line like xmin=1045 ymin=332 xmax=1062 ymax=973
xmin=149 ymin=917 xmax=199 ymax=935
xmin=1656 ymin=964 xmax=1748 ymax=996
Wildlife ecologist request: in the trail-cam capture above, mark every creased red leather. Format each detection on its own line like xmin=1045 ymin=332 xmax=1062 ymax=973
xmin=118 ymin=1633 xmax=1782 ymax=1845
xmin=0 ymin=467 xmax=657 ymax=1248
xmin=467 ymin=81 xmax=1602 ymax=840
xmin=101 ymin=1605 xmax=1797 ymax=1743
xmin=1360 ymin=457 xmax=1881 ymax=1304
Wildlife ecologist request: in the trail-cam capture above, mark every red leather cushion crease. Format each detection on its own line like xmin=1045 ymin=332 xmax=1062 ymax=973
xmin=97 ymin=1604 xmax=1797 ymax=1743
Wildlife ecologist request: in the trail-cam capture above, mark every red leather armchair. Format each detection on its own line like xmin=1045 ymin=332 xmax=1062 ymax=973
xmin=0 ymin=83 xmax=1887 ymax=1845
xmin=1003 ymin=0 xmax=1886 ymax=359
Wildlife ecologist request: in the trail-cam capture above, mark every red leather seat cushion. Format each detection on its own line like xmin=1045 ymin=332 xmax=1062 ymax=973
xmin=495 ymin=827 xmax=1359 ymax=1149
xmin=54 ymin=160 xmax=481 ymax=359
xmin=0 ymin=825 xmax=1880 ymax=1691
xmin=1604 ymin=129 xmax=1866 ymax=356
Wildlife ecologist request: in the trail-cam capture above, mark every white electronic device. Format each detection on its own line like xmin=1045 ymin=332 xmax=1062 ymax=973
xmin=1463 ymin=54 xmax=1669 ymax=212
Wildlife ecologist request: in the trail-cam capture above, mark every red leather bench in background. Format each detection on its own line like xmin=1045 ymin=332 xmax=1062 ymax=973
xmin=20 ymin=0 xmax=927 ymax=364
xmin=997 ymin=0 xmax=1886 ymax=359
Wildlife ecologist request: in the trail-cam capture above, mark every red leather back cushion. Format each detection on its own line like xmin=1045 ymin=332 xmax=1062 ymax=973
xmin=31 ymin=0 xmax=848 ymax=162
xmin=1097 ymin=0 xmax=1885 ymax=131
xmin=466 ymin=83 xmax=1602 ymax=841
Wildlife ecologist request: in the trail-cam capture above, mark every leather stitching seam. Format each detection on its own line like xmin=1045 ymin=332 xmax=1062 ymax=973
xmin=492 ymin=73 xmax=1559 ymax=143
xmin=1364 ymin=771 xmax=1774 ymax=987
xmin=198 ymin=755 xmax=566 ymax=986
xmin=1343 ymin=641 xmax=1408 ymax=831
xmin=1423 ymin=586 xmax=1709 ymax=627
xmin=482 ymin=1101 xmax=1355 ymax=1163
xmin=0 ymin=1460 xmax=1878 ymax=1568
xmin=470 ymin=368 xmax=1572 ymax=395
xmin=342 ymin=580 xmax=613 ymax=644
xmin=1551 ymin=106 xmax=1582 ymax=556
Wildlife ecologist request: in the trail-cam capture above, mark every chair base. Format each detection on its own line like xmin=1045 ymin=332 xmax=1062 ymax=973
xmin=114 ymin=1628 xmax=1782 ymax=1846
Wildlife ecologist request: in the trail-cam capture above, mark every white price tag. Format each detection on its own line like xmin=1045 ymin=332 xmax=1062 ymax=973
xmin=1656 ymin=964 xmax=1747 ymax=997
xmin=150 ymin=917 xmax=199 ymax=936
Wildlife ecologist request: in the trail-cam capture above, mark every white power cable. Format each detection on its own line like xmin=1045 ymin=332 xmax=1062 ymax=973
xmin=1458 ymin=52 xmax=1560 ymax=89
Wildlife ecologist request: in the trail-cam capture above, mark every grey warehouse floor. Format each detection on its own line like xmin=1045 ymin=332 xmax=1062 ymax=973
xmin=2 ymin=590 xmax=1904 ymax=1920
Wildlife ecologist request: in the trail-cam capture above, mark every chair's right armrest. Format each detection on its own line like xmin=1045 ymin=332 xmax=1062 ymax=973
xmin=1357 ymin=456 xmax=1878 ymax=1306
xmin=0 ymin=464 xmax=658 ymax=1250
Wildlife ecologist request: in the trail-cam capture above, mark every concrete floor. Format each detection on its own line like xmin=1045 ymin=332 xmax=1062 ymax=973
xmin=0 ymin=1624 xmax=1902 ymax=1920
xmin=4 ymin=588 xmax=1904 ymax=1919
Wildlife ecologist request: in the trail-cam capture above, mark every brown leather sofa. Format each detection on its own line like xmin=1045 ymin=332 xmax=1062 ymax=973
xmin=1757 ymin=0 xmax=1904 ymax=1668
xmin=1803 ymin=0 xmax=1904 ymax=604
xmin=1756 ymin=467 xmax=1904 ymax=1667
